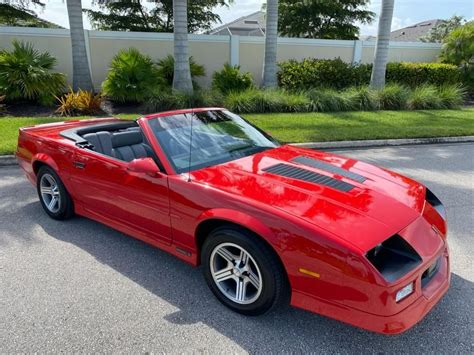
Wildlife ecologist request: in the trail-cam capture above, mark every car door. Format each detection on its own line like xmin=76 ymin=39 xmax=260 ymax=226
xmin=67 ymin=147 xmax=172 ymax=245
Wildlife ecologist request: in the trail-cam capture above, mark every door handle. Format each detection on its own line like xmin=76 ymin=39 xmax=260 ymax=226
xmin=73 ymin=161 xmax=86 ymax=169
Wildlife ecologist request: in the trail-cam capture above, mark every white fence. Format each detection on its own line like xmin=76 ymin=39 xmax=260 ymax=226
xmin=0 ymin=27 xmax=442 ymax=90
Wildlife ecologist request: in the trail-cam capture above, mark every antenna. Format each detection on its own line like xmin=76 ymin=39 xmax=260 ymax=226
xmin=187 ymin=110 xmax=194 ymax=182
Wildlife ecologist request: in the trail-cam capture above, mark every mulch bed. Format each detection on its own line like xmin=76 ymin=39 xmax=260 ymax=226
xmin=0 ymin=98 xmax=146 ymax=118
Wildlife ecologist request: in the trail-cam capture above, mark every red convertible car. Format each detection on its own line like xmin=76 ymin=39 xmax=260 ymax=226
xmin=16 ymin=108 xmax=450 ymax=334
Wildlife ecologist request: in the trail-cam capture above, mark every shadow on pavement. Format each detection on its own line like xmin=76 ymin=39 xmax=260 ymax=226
xmin=1 ymin=140 xmax=473 ymax=352
xmin=11 ymin=197 xmax=473 ymax=353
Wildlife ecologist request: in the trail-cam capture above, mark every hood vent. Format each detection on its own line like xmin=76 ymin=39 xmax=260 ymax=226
xmin=291 ymin=156 xmax=367 ymax=183
xmin=263 ymin=163 xmax=355 ymax=192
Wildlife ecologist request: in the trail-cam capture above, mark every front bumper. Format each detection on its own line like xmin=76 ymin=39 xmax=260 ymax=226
xmin=291 ymin=250 xmax=450 ymax=334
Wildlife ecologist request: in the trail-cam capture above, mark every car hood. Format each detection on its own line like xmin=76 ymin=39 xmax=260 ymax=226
xmin=191 ymin=145 xmax=426 ymax=252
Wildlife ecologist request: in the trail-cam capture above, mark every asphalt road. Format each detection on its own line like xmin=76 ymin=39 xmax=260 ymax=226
xmin=1 ymin=143 xmax=473 ymax=353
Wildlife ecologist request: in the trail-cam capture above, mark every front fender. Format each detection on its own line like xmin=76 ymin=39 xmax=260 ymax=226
xmin=196 ymin=208 xmax=278 ymax=247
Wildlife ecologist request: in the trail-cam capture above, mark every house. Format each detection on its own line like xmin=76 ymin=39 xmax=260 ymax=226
xmin=208 ymin=11 xmax=266 ymax=36
xmin=210 ymin=10 xmax=443 ymax=43
xmin=390 ymin=19 xmax=443 ymax=42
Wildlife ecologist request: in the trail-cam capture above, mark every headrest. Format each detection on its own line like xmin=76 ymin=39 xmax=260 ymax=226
xmin=112 ymin=130 xmax=143 ymax=147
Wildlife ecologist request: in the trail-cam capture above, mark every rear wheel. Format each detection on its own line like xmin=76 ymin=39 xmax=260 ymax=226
xmin=37 ymin=166 xmax=74 ymax=220
xmin=201 ymin=226 xmax=288 ymax=316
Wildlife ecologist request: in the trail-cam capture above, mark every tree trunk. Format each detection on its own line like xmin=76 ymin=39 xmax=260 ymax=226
xmin=66 ymin=0 xmax=93 ymax=91
xmin=370 ymin=0 xmax=395 ymax=89
xmin=262 ymin=0 xmax=279 ymax=88
xmin=172 ymin=0 xmax=193 ymax=92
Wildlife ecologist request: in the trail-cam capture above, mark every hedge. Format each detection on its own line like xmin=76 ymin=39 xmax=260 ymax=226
xmin=144 ymin=84 xmax=465 ymax=114
xmin=386 ymin=62 xmax=462 ymax=87
xmin=277 ymin=58 xmax=371 ymax=90
xmin=277 ymin=58 xmax=463 ymax=90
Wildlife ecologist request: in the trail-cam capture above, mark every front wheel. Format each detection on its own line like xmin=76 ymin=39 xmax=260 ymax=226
xmin=201 ymin=226 xmax=288 ymax=316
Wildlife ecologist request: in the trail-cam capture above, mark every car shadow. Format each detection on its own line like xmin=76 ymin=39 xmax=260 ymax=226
xmin=2 ymin=142 xmax=473 ymax=353
xmin=14 ymin=197 xmax=473 ymax=353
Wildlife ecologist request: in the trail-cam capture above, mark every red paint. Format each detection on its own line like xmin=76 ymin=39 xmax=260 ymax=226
xmin=16 ymin=109 xmax=450 ymax=334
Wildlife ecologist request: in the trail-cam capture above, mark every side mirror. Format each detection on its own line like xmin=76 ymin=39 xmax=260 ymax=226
xmin=127 ymin=157 xmax=161 ymax=177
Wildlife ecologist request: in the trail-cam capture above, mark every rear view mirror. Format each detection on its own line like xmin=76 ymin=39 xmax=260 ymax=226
xmin=127 ymin=158 xmax=161 ymax=177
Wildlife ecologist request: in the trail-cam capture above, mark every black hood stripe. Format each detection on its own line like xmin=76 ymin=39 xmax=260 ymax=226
xmin=291 ymin=156 xmax=367 ymax=183
xmin=263 ymin=163 xmax=355 ymax=192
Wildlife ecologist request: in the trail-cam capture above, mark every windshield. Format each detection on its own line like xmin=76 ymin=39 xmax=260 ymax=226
xmin=148 ymin=110 xmax=279 ymax=173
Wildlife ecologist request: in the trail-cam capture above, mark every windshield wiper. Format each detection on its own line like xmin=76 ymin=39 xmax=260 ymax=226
xmin=228 ymin=144 xmax=254 ymax=153
xmin=229 ymin=145 xmax=271 ymax=155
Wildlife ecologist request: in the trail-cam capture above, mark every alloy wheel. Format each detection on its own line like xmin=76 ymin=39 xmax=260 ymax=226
xmin=210 ymin=242 xmax=263 ymax=304
xmin=39 ymin=173 xmax=61 ymax=213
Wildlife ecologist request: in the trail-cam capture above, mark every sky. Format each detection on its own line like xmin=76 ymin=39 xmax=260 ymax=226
xmin=32 ymin=0 xmax=474 ymax=36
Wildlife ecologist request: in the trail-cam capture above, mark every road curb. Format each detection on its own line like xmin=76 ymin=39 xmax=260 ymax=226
xmin=291 ymin=136 xmax=474 ymax=149
xmin=0 ymin=155 xmax=17 ymax=166
xmin=1 ymin=136 xmax=473 ymax=167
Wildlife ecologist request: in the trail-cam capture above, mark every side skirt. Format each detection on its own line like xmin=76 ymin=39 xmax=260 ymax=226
xmin=74 ymin=202 xmax=199 ymax=266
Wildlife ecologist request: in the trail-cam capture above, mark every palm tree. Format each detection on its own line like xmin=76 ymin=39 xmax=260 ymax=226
xmin=172 ymin=0 xmax=193 ymax=92
xmin=262 ymin=0 xmax=278 ymax=88
xmin=66 ymin=0 xmax=94 ymax=91
xmin=370 ymin=0 xmax=395 ymax=89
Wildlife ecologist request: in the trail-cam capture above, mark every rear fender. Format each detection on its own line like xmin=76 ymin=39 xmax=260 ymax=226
xmin=32 ymin=153 xmax=60 ymax=174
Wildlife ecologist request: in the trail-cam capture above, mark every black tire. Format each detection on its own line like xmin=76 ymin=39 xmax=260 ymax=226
xmin=201 ymin=225 xmax=289 ymax=316
xmin=36 ymin=166 xmax=74 ymax=220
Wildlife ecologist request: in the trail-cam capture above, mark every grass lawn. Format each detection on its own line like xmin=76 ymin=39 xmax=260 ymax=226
xmin=1 ymin=109 xmax=473 ymax=155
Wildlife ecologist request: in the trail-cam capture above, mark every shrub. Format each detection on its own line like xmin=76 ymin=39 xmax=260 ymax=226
xmin=278 ymin=58 xmax=371 ymax=90
xmin=143 ymin=84 xmax=464 ymax=114
xmin=0 ymin=40 xmax=65 ymax=106
xmin=277 ymin=58 xmax=464 ymax=90
xmin=386 ymin=62 xmax=462 ymax=87
xmin=306 ymin=88 xmax=351 ymax=112
xmin=145 ymin=89 xmax=220 ymax=112
xmin=342 ymin=86 xmax=379 ymax=111
xmin=375 ymin=83 xmax=410 ymax=110
xmin=56 ymin=88 xmax=102 ymax=116
xmin=436 ymin=85 xmax=466 ymax=108
xmin=212 ymin=63 xmax=254 ymax=94
xmin=156 ymin=55 xmax=205 ymax=89
xmin=102 ymin=48 xmax=162 ymax=103
xmin=407 ymin=85 xmax=442 ymax=109
xmin=0 ymin=95 xmax=5 ymax=112
xmin=439 ymin=22 xmax=474 ymax=93
xmin=409 ymin=84 xmax=465 ymax=109
xmin=224 ymin=89 xmax=310 ymax=113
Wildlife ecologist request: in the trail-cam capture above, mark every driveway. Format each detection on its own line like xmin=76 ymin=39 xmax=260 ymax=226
xmin=1 ymin=143 xmax=473 ymax=353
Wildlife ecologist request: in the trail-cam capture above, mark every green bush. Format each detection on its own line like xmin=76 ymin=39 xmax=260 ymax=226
xmin=437 ymin=85 xmax=466 ymax=108
xmin=342 ymin=86 xmax=379 ymax=111
xmin=407 ymin=85 xmax=442 ymax=109
xmin=278 ymin=58 xmax=371 ymax=90
xmin=102 ymin=48 xmax=162 ymax=103
xmin=277 ymin=58 xmax=464 ymax=90
xmin=212 ymin=63 xmax=254 ymax=94
xmin=145 ymin=89 xmax=220 ymax=112
xmin=439 ymin=22 xmax=474 ymax=93
xmin=375 ymin=83 xmax=410 ymax=110
xmin=306 ymin=88 xmax=351 ymax=112
xmin=144 ymin=84 xmax=464 ymax=114
xmin=224 ymin=89 xmax=310 ymax=113
xmin=156 ymin=54 xmax=205 ymax=89
xmin=386 ymin=62 xmax=462 ymax=87
xmin=0 ymin=40 xmax=65 ymax=106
